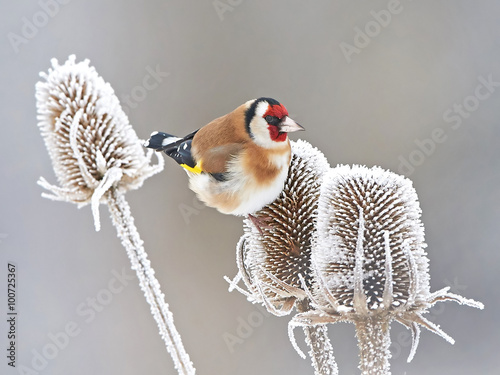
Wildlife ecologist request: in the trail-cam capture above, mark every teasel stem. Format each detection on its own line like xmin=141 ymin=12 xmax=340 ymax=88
xmin=297 ymin=300 xmax=338 ymax=375
xmin=354 ymin=317 xmax=391 ymax=375
xmin=106 ymin=188 xmax=195 ymax=375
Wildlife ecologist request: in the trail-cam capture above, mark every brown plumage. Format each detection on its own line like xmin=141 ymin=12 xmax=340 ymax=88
xmin=145 ymin=97 xmax=304 ymax=216
xmin=191 ymin=103 xmax=247 ymax=174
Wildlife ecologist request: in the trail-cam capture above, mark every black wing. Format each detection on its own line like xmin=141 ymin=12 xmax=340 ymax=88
xmin=144 ymin=130 xmax=199 ymax=169
xmin=144 ymin=130 xmax=199 ymax=152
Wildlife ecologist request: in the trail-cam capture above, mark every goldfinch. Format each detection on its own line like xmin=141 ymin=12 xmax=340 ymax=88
xmin=144 ymin=97 xmax=304 ymax=216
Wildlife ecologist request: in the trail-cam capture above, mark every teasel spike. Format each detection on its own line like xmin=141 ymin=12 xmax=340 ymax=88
xmin=382 ymin=231 xmax=394 ymax=308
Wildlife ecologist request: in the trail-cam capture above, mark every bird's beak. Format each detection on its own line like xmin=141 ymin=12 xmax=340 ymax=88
xmin=278 ymin=116 xmax=305 ymax=133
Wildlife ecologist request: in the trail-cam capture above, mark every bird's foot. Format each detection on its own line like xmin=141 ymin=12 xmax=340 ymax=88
xmin=247 ymin=214 xmax=272 ymax=236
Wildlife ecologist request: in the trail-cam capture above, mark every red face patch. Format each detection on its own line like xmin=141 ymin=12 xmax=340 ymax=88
xmin=267 ymin=125 xmax=288 ymax=142
xmin=263 ymin=104 xmax=289 ymax=142
xmin=263 ymin=104 xmax=288 ymax=119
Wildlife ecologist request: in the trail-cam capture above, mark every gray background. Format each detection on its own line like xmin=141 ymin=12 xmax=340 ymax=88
xmin=1 ymin=1 xmax=499 ymax=374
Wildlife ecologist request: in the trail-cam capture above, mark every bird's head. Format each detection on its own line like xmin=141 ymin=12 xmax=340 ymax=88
xmin=244 ymin=97 xmax=304 ymax=148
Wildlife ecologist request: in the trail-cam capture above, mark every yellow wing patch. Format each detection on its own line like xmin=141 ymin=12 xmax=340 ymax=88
xmin=181 ymin=160 xmax=203 ymax=174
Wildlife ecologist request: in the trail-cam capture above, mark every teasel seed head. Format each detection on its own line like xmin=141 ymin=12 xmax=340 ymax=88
xmin=228 ymin=140 xmax=330 ymax=315
xmin=290 ymin=165 xmax=484 ymax=373
xmin=312 ymin=164 xmax=429 ymax=313
xmin=225 ymin=139 xmax=338 ymax=374
xmin=36 ymin=55 xmax=164 ymax=230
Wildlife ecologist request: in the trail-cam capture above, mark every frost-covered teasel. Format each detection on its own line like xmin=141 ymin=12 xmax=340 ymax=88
xmin=235 ymin=140 xmax=329 ymax=314
xmin=36 ymin=56 xmax=194 ymax=375
xmin=289 ymin=165 xmax=484 ymax=375
xmin=36 ymin=54 xmax=163 ymax=231
xmin=226 ymin=140 xmax=338 ymax=375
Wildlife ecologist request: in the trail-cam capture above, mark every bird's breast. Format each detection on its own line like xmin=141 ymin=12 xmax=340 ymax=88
xmin=241 ymin=142 xmax=291 ymax=185
xmin=186 ymin=142 xmax=291 ymax=216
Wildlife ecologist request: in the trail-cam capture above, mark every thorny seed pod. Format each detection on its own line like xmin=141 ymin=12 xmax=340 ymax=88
xmin=290 ymin=165 xmax=484 ymax=375
xmin=226 ymin=140 xmax=338 ymax=375
xmin=228 ymin=140 xmax=330 ymax=314
xmin=36 ymin=55 xmax=163 ymax=230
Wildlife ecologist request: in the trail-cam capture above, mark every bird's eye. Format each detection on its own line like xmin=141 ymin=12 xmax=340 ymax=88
xmin=265 ymin=115 xmax=280 ymax=125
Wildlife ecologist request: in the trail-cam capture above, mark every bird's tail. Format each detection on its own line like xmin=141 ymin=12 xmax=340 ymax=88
xmin=144 ymin=131 xmax=182 ymax=152
xmin=144 ymin=130 xmax=200 ymax=171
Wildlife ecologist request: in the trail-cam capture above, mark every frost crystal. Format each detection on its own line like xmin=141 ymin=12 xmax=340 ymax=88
xmin=36 ymin=56 xmax=194 ymax=375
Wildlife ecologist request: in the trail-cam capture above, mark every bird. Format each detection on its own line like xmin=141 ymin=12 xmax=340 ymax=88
xmin=144 ymin=97 xmax=304 ymax=219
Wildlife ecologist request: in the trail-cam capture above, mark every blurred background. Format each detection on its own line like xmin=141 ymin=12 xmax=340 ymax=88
xmin=1 ymin=1 xmax=499 ymax=374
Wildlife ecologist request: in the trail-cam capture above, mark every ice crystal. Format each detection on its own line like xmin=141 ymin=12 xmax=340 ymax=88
xmin=290 ymin=165 xmax=484 ymax=375
xmin=36 ymin=56 xmax=194 ymax=375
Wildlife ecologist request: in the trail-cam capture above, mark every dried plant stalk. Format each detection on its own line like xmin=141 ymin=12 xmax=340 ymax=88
xmin=354 ymin=318 xmax=391 ymax=375
xmin=36 ymin=55 xmax=195 ymax=375
xmin=303 ymin=325 xmax=336 ymax=375
xmin=107 ymin=189 xmax=194 ymax=374
xmin=297 ymin=299 xmax=337 ymax=375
